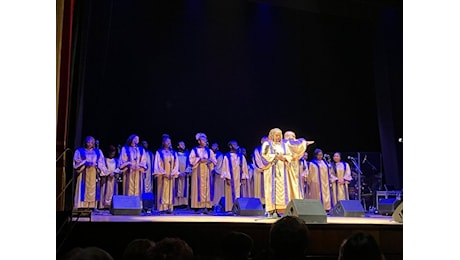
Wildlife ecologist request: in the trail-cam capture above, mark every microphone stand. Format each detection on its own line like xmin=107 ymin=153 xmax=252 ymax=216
xmin=349 ymin=157 xmax=364 ymax=207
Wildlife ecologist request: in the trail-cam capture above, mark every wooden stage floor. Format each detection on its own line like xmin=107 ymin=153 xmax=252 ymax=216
xmin=75 ymin=210 xmax=401 ymax=226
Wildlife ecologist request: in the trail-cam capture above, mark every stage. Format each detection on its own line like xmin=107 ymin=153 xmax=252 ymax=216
xmin=57 ymin=209 xmax=403 ymax=260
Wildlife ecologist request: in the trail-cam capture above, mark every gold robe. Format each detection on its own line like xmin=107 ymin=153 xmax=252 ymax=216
xmin=261 ymin=141 xmax=292 ymax=212
xmin=285 ymin=139 xmax=307 ymax=201
xmin=174 ymin=151 xmax=191 ymax=207
xmin=307 ymin=159 xmax=334 ymax=210
xmin=220 ymin=152 xmax=249 ymax=212
xmin=119 ymin=146 xmax=147 ymax=198
xmin=99 ymin=157 xmax=120 ymax=209
xmin=188 ymin=147 xmax=217 ymax=209
xmin=153 ymin=149 xmax=180 ymax=211
xmin=330 ymin=162 xmax=353 ymax=205
xmin=73 ymin=148 xmax=107 ymax=209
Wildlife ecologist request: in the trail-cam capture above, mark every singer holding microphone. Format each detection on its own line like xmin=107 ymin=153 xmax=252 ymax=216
xmin=119 ymin=134 xmax=147 ymax=199
xmin=330 ymin=152 xmax=352 ymax=205
xmin=307 ymin=148 xmax=334 ymax=211
xmin=188 ymin=133 xmax=217 ymax=212
xmin=153 ymin=134 xmax=179 ymax=212
xmin=261 ymin=128 xmax=292 ymax=216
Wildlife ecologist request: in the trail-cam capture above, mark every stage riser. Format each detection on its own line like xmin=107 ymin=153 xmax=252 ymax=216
xmin=57 ymin=222 xmax=402 ymax=260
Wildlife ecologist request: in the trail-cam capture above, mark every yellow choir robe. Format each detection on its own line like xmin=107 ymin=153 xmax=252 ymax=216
xmin=119 ymin=145 xmax=147 ymax=198
xmin=73 ymin=148 xmax=107 ymax=209
xmin=252 ymin=146 xmax=270 ymax=205
xmin=285 ymin=139 xmax=307 ymax=201
xmin=174 ymin=151 xmax=191 ymax=207
xmin=153 ymin=149 xmax=180 ymax=211
xmin=99 ymin=157 xmax=120 ymax=209
xmin=307 ymin=159 xmax=334 ymax=210
xmin=261 ymin=141 xmax=293 ymax=212
xmin=188 ymin=147 xmax=217 ymax=209
xmin=330 ymin=161 xmax=353 ymax=205
xmin=220 ymin=152 xmax=249 ymax=212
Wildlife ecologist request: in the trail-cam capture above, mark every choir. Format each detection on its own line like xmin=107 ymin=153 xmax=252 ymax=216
xmin=72 ymin=129 xmax=353 ymax=214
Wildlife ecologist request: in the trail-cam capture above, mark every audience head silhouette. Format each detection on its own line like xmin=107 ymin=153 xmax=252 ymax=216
xmin=221 ymin=231 xmax=254 ymax=260
xmin=150 ymin=237 xmax=193 ymax=260
xmin=338 ymin=232 xmax=385 ymax=260
xmin=269 ymin=216 xmax=310 ymax=260
xmin=122 ymin=238 xmax=156 ymax=260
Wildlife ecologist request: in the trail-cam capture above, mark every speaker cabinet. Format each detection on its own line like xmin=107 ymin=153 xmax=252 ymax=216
xmin=110 ymin=195 xmax=142 ymax=215
xmin=285 ymin=199 xmax=327 ymax=224
xmin=142 ymin=192 xmax=154 ymax=210
xmin=378 ymin=198 xmax=402 ymax=215
xmin=232 ymin=198 xmax=264 ymax=216
xmin=330 ymin=200 xmax=365 ymax=217
xmin=392 ymin=202 xmax=403 ymax=223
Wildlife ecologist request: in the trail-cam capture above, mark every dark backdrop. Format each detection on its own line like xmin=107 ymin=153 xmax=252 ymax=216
xmin=75 ymin=0 xmax=384 ymax=157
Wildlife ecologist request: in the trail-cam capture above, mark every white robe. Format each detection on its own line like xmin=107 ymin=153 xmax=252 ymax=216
xmin=99 ymin=157 xmax=120 ymax=208
xmin=220 ymin=152 xmax=249 ymax=212
xmin=252 ymin=146 xmax=270 ymax=205
xmin=212 ymin=152 xmax=225 ymax=206
xmin=174 ymin=151 xmax=191 ymax=206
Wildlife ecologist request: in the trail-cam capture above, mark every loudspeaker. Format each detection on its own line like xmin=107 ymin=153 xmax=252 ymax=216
xmin=142 ymin=192 xmax=154 ymax=210
xmin=378 ymin=198 xmax=402 ymax=215
xmin=285 ymin=199 xmax=327 ymax=224
xmin=330 ymin=200 xmax=365 ymax=217
xmin=232 ymin=198 xmax=264 ymax=216
xmin=392 ymin=201 xmax=403 ymax=223
xmin=110 ymin=195 xmax=142 ymax=215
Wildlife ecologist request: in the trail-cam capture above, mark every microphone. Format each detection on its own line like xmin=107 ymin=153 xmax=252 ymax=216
xmin=95 ymin=140 xmax=100 ymax=149
xmin=347 ymin=156 xmax=356 ymax=160
xmin=362 ymin=155 xmax=367 ymax=164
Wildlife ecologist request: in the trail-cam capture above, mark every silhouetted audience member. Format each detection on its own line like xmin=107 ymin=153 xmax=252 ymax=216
xmin=269 ymin=216 xmax=310 ymax=260
xmin=150 ymin=237 xmax=193 ymax=260
xmin=220 ymin=231 xmax=254 ymax=260
xmin=122 ymin=238 xmax=156 ymax=260
xmin=338 ymin=232 xmax=385 ymax=260
xmin=63 ymin=246 xmax=113 ymax=260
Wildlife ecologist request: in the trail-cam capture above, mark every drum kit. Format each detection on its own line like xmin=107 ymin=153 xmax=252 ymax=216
xmin=348 ymin=169 xmax=382 ymax=209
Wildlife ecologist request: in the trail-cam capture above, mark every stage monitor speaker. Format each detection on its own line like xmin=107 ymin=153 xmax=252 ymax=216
xmin=142 ymin=192 xmax=154 ymax=210
xmin=392 ymin=202 xmax=403 ymax=223
xmin=378 ymin=198 xmax=402 ymax=215
xmin=110 ymin=195 xmax=142 ymax=215
xmin=285 ymin=199 xmax=327 ymax=224
xmin=330 ymin=200 xmax=365 ymax=217
xmin=232 ymin=198 xmax=264 ymax=216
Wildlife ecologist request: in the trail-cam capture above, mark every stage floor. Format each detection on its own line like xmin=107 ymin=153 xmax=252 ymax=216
xmin=73 ymin=209 xmax=401 ymax=225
